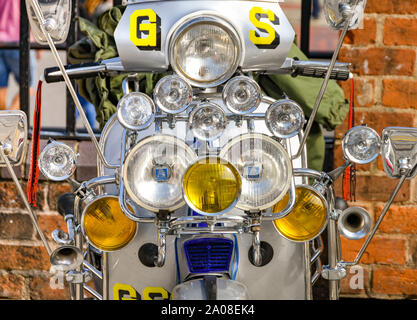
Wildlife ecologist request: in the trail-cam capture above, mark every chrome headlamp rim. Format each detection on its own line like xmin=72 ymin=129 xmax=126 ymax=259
xmin=116 ymin=92 xmax=156 ymax=131
xmin=181 ymin=156 xmax=242 ymax=217
xmin=122 ymin=134 xmax=198 ymax=213
xmin=168 ymin=12 xmax=242 ymax=88
xmin=189 ymin=102 xmax=227 ymax=141
xmin=219 ymin=132 xmax=293 ymax=211
xmin=222 ymin=76 xmax=262 ymax=115
xmin=153 ymin=75 xmax=193 ymax=114
xmin=265 ymin=99 xmax=305 ymax=139
xmin=342 ymin=125 xmax=381 ymax=165
xmin=80 ymin=194 xmax=138 ymax=253
xmin=38 ymin=141 xmax=77 ymax=181
xmin=272 ymin=184 xmax=329 ymax=243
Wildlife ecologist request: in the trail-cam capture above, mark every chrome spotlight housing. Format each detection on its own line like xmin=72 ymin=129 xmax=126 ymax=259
xmin=265 ymin=99 xmax=305 ymax=138
xmin=342 ymin=125 xmax=381 ymax=164
xmin=222 ymin=76 xmax=262 ymax=115
xmin=381 ymin=127 xmax=417 ymax=179
xmin=117 ymin=92 xmax=155 ymax=131
xmin=39 ymin=141 xmax=77 ymax=181
xmin=220 ymin=133 xmax=293 ymax=211
xmin=153 ymin=75 xmax=193 ymax=114
xmin=122 ymin=134 xmax=197 ymax=213
xmin=189 ymin=102 xmax=227 ymax=141
xmin=169 ymin=14 xmax=242 ymax=88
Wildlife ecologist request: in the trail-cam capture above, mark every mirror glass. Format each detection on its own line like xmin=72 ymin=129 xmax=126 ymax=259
xmin=323 ymin=0 xmax=366 ymax=30
xmin=0 ymin=111 xmax=28 ymax=167
xmin=381 ymin=127 xmax=417 ymax=180
xmin=25 ymin=0 xmax=72 ymax=44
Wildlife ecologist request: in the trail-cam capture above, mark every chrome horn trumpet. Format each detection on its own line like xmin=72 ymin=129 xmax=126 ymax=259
xmin=50 ymin=245 xmax=83 ymax=272
xmin=338 ymin=207 xmax=372 ymax=240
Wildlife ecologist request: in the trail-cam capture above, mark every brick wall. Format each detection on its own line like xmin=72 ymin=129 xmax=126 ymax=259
xmin=335 ymin=0 xmax=417 ymax=299
xmin=0 ymin=139 xmax=96 ymax=300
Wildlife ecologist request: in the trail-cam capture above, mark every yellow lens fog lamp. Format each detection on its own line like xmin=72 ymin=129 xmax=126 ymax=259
xmin=82 ymin=195 xmax=137 ymax=252
xmin=273 ymin=185 xmax=328 ymax=242
xmin=183 ymin=157 xmax=241 ymax=216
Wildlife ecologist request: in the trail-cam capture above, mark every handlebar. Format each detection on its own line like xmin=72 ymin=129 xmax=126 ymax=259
xmin=43 ymin=57 xmax=351 ymax=84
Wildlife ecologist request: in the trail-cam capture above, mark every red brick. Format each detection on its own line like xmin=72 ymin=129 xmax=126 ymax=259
xmin=0 ymin=245 xmax=50 ymax=271
xmin=375 ymin=205 xmax=417 ymax=234
xmin=339 ymin=47 xmax=416 ymax=76
xmin=37 ymin=214 xmax=68 ymax=241
xmin=0 ymin=274 xmax=26 ymax=299
xmin=340 ymin=236 xmax=407 ymax=265
xmin=334 ymin=175 xmax=410 ymax=202
xmin=0 ymin=181 xmax=46 ymax=210
xmin=29 ymin=275 xmax=70 ymax=300
xmin=47 ymin=183 xmax=73 ymax=212
xmin=365 ymin=0 xmax=417 ymax=14
xmin=0 ymin=213 xmax=34 ymax=240
xmin=340 ymin=265 xmax=370 ymax=295
xmin=339 ymin=78 xmax=376 ymax=108
xmin=344 ymin=18 xmax=377 ymax=46
xmin=373 ymin=268 xmax=417 ymax=295
xmin=382 ymin=79 xmax=417 ymax=110
xmin=335 ymin=110 xmax=415 ymax=139
xmin=384 ymin=18 xmax=417 ymax=46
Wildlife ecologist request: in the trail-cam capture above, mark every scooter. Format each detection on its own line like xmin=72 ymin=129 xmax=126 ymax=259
xmin=1 ymin=0 xmax=416 ymax=300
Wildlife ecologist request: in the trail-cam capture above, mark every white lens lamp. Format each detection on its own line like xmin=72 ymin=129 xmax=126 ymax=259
xmin=265 ymin=100 xmax=305 ymax=138
xmin=39 ymin=141 xmax=77 ymax=181
xmin=222 ymin=76 xmax=262 ymax=115
xmin=153 ymin=75 xmax=193 ymax=114
xmin=342 ymin=125 xmax=381 ymax=164
xmin=117 ymin=92 xmax=155 ymax=131
xmin=189 ymin=102 xmax=227 ymax=141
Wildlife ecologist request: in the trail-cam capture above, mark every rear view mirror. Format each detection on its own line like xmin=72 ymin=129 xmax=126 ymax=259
xmin=0 ymin=111 xmax=28 ymax=167
xmin=25 ymin=0 xmax=72 ymax=44
xmin=323 ymin=0 xmax=366 ymax=30
xmin=381 ymin=127 xmax=417 ymax=180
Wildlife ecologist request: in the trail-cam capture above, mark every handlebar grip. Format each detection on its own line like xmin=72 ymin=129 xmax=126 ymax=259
xmin=44 ymin=62 xmax=106 ymax=83
xmin=57 ymin=193 xmax=76 ymax=218
xmin=291 ymin=61 xmax=351 ymax=81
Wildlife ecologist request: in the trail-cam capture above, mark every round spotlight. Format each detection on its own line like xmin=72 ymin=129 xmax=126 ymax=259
xmin=273 ymin=185 xmax=328 ymax=242
xmin=153 ymin=75 xmax=193 ymax=114
xmin=220 ymin=133 xmax=293 ymax=211
xmin=189 ymin=102 xmax=227 ymax=141
xmin=39 ymin=141 xmax=77 ymax=181
xmin=82 ymin=195 xmax=137 ymax=252
xmin=122 ymin=134 xmax=197 ymax=213
xmin=183 ymin=156 xmax=241 ymax=216
xmin=222 ymin=76 xmax=262 ymax=115
xmin=117 ymin=92 xmax=155 ymax=130
xmin=342 ymin=125 xmax=381 ymax=164
xmin=265 ymin=99 xmax=305 ymax=138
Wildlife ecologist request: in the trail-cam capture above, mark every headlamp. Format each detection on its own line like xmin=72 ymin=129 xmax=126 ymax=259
xmin=183 ymin=156 xmax=241 ymax=216
xmin=117 ymin=92 xmax=155 ymax=130
xmin=169 ymin=15 xmax=241 ymax=87
xmin=153 ymin=75 xmax=193 ymax=114
xmin=273 ymin=185 xmax=328 ymax=242
xmin=123 ymin=134 xmax=197 ymax=213
xmin=222 ymin=76 xmax=261 ymax=115
xmin=189 ymin=102 xmax=227 ymax=141
xmin=220 ymin=133 xmax=292 ymax=211
xmin=39 ymin=141 xmax=77 ymax=181
xmin=82 ymin=195 xmax=137 ymax=251
xmin=342 ymin=125 xmax=380 ymax=164
xmin=265 ymin=99 xmax=305 ymax=138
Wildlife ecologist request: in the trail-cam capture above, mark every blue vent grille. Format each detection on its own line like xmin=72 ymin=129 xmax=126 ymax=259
xmin=184 ymin=238 xmax=234 ymax=274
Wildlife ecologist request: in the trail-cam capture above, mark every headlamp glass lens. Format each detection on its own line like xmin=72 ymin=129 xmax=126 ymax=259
xmin=39 ymin=142 xmax=76 ymax=181
xmin=265 ymin=100 xmax=305 ymax=138
xmin=183 ymin=157 xmax=241 ymax=216
xmin=189 ymin=102 xmax=227 ymax=141
xmin=83 ymin=196 xmax=137 ymax=251
xmin=153 ymin=75 xmax=193 ymax=114
xmin=172 ymin=21 xmax=239 ymax=87
xmin=273 ymin=186 xmax=327 ymax=242
xmin=342 ymin=126 xmax=380 ymax=164
xmin=117 ymin=92 xmax=155 ymax=130
xmin=222 ymin=76 xmax=261 ymax=114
